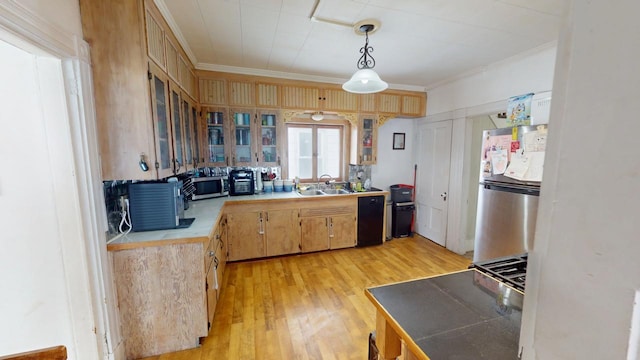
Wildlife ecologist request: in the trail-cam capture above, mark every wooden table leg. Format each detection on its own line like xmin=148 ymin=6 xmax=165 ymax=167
xmin=376 ymin=310 xmax=401 ymax=360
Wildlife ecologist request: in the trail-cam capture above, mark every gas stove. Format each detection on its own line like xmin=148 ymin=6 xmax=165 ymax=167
xmin=469 ymin=254 xmax=527 ymax=293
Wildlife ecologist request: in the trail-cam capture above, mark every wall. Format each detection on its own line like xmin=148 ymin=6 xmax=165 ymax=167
xmin=0 ymin=38 xmax=96 ymax=359
xmin=426 ymin=44 xmax=557 ymax=116
xmin=371 ymin=118 xmax=416 ymax=191
xmin=520 ymin=1 xmax=640 ymax=358
xmin=0 ymin=1 xmax=119 ymax=359
xmin=418 ymin=43 xmax=558 ymax=255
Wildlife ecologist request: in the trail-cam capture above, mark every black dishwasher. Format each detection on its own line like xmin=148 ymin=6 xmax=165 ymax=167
xmin=357 ymin=195 xmax=385 ymax=247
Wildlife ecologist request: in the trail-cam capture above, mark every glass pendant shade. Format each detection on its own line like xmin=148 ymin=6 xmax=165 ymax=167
xmin=342 ymin=69 xmax=388 ymax=94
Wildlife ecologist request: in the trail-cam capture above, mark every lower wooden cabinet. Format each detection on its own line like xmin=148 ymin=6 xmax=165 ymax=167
xmin=204 ymin=215 xmax=227 ymax=331
xmin=227 ymin=211 xmax=264 ymax=261
xmin=300 ymin=214 xmax=357 ymax=252
xmin=300 ymin=217 xmax=330 ymax=252
xmin=227 ymin=207 xmax=300 ymax=261
xmin=329 ymin=213 xmax=357 ymax=249
xmin=265 ymin=208 xmax=301 ymax=256
xmin=205 ymin=261 xmax=217 ymax=329
xmin=226 ymin=197 xmax=357 ymax=261
xmin=111 ymin=243 xmax=208 ymax=359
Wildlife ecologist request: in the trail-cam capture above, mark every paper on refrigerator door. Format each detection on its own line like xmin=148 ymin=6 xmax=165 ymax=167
xmin=523 ymin=131 xmax=547 ymax=152
xmin=504 ymin=150 xmax=531 ymax=180
xmin=490 ymin=148 xmax=508 ymax=175
xmin=504 ymin=150 xmax=546 ymax=181
xmin=523 ymin=151 xmax=545 ymax=181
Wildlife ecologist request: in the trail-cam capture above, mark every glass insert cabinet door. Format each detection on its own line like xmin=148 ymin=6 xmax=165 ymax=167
xmin=259 ymin=111 xmax=278 ymax=165
xmin=205 ymin=108 xmax=227 ymax=165
xmin=148 ymin=66 xmax=174 ymax=179
xmin=231 ymin=109 xmax=253 ymax=166
xmin=360 ymin=116 xmax=376 ymax=164
xmin=170 ymin=87 xmax=184 ymax=172
xmin=191 ymin=105 xmax=201 ymax=165
xmin=182 ymin=99 xmax=193 ymax=169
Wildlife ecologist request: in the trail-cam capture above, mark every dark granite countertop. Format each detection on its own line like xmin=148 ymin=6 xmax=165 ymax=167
xmin=367 ymin=269 xmax=523 ymax=359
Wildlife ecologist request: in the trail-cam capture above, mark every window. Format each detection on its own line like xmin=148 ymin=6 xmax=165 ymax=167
xmin=287 ymin=124 xmax=343 ymax=181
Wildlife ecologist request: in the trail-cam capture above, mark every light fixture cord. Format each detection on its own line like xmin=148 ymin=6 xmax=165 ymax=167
xmin=357 ymin=30 xmax=376 ymax=70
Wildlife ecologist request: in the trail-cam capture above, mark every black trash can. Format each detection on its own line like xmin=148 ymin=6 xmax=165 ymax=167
xmin=368 ymin=331 xmax=379 ymax=360
xmin=389 ymin=184 xmax=413 ymax=203
xmin=392 ymin=202 xmax=415 ymax=238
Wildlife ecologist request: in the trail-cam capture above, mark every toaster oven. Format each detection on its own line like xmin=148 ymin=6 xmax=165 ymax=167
xmin=229 ymin=169 xmax=255 ymax=196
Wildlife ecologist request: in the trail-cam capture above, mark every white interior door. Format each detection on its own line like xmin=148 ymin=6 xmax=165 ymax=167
xmin=416 ymin=120 xmax=452 ymax=246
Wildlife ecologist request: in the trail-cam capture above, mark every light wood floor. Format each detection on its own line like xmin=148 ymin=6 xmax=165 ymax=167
xmin=141 ymin=235 xmax=470 ymax=360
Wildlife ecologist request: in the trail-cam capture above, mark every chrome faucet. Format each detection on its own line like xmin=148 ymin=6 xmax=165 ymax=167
xmin=318 ymin=174 xmax=333 ymax=189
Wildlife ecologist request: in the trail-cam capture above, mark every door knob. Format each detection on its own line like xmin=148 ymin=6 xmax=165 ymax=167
xmin=441 ymin=192 xmax=447 ymax=201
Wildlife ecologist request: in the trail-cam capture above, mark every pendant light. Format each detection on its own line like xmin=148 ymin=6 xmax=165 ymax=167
xmin=342 ymin=23 xmax=388 ymax=94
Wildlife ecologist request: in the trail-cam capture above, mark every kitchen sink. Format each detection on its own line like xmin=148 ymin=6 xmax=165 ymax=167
xmin=297 ymin=188 xmax=353 ymax=196
xmin=298 ymin=189 xmax=325 ymax=196
xmin=321 ymin=188 xmax=351 ymax=195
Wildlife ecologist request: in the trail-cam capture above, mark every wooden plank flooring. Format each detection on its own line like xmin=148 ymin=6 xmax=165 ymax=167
xmin=140 ymin=235 xmax=470 ymax=360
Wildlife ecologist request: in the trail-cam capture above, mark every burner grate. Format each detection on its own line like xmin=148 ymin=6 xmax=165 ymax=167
xmin=470 ymin=254 xmax=527 ymax=293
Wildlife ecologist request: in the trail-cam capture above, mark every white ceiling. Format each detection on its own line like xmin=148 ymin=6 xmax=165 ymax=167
xmin=156 ymin=0 xmax=569 ymax=91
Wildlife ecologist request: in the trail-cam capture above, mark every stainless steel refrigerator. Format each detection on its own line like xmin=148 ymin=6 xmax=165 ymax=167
xmin=473 ymin=124 xmax=548 ymax=262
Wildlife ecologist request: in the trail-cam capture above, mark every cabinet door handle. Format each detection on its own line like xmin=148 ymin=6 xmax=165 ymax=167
xmin=329 ymin=218 xmax=334 ymax=238
xmin=209 ymin=250 xmax=215 ymax=257
xmin=258 ymin=216 xmax=264 ymax=235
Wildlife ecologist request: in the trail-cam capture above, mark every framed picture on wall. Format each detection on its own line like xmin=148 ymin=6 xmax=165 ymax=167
xmin=393 ymin=132 xmax=405 ymax=150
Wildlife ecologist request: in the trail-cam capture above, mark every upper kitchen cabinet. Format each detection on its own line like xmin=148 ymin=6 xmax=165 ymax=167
xmin=401 ymin=94 xmax=426 ymax=116
xmin=257 ymin=109 xmax=280 ymax=166
xmin=178 ymin=56 xmax=197 ymax=100
xmin=165 ymin=37 xmax=179 ymax=82
xmin=144 ymin=5 xmax=165 ymax=71
xmin=203 ymin=107 xmax=230 ymax=166
xmin=378 ymin=92 xmax=426 ymax=117
xmin=148 ymin=63 xmax=175 ymax=179
xmin=281 ymin=85 xmax=358 ymax=112
xmin=181 ymin=95 xmax=198 ymax=170
xmin=377 ymin=93 xmax=402 ymax=114
xmin=359 ymin=93 xmax=376 ymax=113
xmin=79 ymin=0 xmax=197 ymax=180
xmin=229 ymin=108 xmax=256 ymax=167
xmin=199 ymin=78 xmax=227 ymax=106
xmin=168 ymin=81 xmax=187 ymax=173
xmin=350 ymin=114 xmax=378 ymax=165
xmin=256 ymin=82 xmax=280 ymax=108
xmin=323 ymin=88 xmax=358 ymax=112
xmin=281 ymin=85 xmax=320 ymax=110
xmin=228 ymin=80 xmax=255 ymax=107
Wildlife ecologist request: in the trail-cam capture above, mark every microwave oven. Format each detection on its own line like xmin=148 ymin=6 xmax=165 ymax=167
xmin=128 ymin=181 xmax=185 ymax=231
xmin=229 ymin=169 xmax=255 ymax=196
xmin=191 ymin=175 xmax=229 ymax=200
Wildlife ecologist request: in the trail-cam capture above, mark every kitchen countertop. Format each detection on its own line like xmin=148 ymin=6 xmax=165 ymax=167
xmin=107 ymin=189 xmax=387 ymax=251
xmin=366 ymin=269 xmax=523 ymax=359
